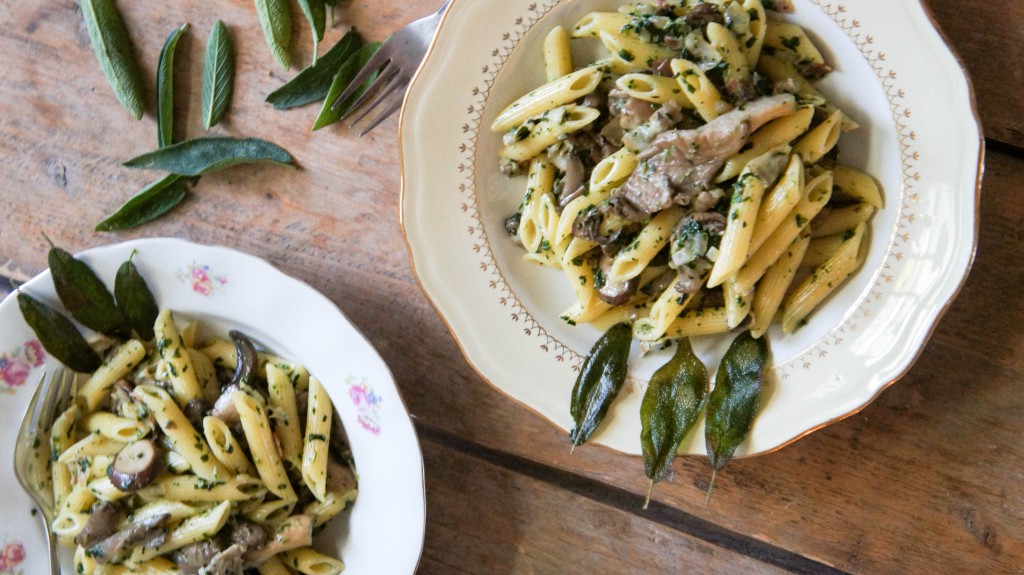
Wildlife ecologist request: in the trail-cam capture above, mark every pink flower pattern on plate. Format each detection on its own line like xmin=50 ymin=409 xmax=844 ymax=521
xmin=347 ymin=376 xmax=383 ymax=436
xmin=0 ymin=340 xmax=45 ymax=395
xmin=0 ymin=540 xmax=26 ymax=574
xmin=178 ymin=262 xmax=228 ymax=297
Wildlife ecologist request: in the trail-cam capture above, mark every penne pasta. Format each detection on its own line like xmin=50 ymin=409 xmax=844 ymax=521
xmin=491 ymin=67 xmax=603 ymax=132
xmin=544 ymin=25 xmax=572 ymax=81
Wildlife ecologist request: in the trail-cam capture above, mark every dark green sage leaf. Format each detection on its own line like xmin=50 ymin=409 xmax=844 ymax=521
xmin=569 ymin=323 xmax=632 ymax=447
xmin=704 ymin=331 xmax=769 ymax=501
xmin=296 ymin=0 xmax=327 ymax=65
xmin=312 ymin=42 xmax=383 ymax=131
xmin=123 ymin=137 xmax=294 ymax=176
xmin=265 ymin=31 xmax=363 ymax=110
xmin=81 ymin=0 xmax=146 ymax=119
xmin=18 ymin=292 xmax=101 ymax=373
xmin=640 ymin=339 xmax=708 ymax=507
xmin=202 ymin=20 xmax=235 ymax=130
xmin=46 ymin=237 xmax=130 ymax=339
xmin=157 ymin=23 xmax=189 ymax=148
xmin=95 ymin=174 xmax=190 ymax=232
xmin=254 ymin=0 xmax=293 ymax=69
xmin=115 ymin=251 xmax=159 ymax=341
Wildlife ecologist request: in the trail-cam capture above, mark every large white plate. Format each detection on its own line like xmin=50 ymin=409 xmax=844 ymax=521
xmin=400 ymin=0 xmax=981 ymax=456
xmin=0 ymin=238 xmax=425 ymax=574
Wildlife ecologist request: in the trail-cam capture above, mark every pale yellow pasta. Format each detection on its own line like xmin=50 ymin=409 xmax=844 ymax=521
xmin=615 ymin=73 xmax=694 ymax=108
xmin=53 ymin=482 xmax=95 ymax=537
xmin=125 ymin=500 xmax=211 ymax=525
xmin=554 ymin=148 xmax=637 ymax=255
xmin=244 ymin=499 xmax=297 ymax=525
xmin=491 ymin=67 xmax=603 ymax=132
xmin=134 ymin=384 xmax=228 ymax=482
xmin=707 ymin=170 xmax=768 ymax=287
xmin=764 ymin=21 xmax=826 ymax=65
xmin=130 ymin=501 xmax=232 ymax=563
xmin=499 ymin=105 xmax=601 ymax=162
xmin=165 ymin=449 xmax=191 ymax=474
xmin=742 ymin=0 xmax=768 ymax=67
xmin=97 ymin=557 xmax=180 ymax=575
xmin=139 ymin=474 xmax=266 ymax=503
xmin=88 ymin=475 xmax=133 ymax=502
xmin=747 ymin=154 xmax=805 ymax=255
xmin=734 ymin=171 xmax=833 ymax=293
xmin=180 ymin=320 xmax=200 ymax=349
xmin=706 ymin=22 xmax=750 ymax=86
xmin=305 ymin=488 xmax=358 ymax=528
xmin=188 ymin=348 xmax=219 ymax=404
xmin=607 ymin=206 xmax=685 ymax=283
xmin=781 ymin=222 xmax=866 ymax=332
xmin=560 ymin=299 xmax=614 ymax=325
xmin=519 ymin=157 xmax=557 ymax=254
xmin=724 ymin=278 xmax=753 ymax=329
xmin=793 ymin=110 xmax=842 ymax=164
xmin=663 ymin=307 xmax=732 ymax=339
xmin=802 ymin=234 xmax=846 ymax=268
xmin=78 ymin=339 xmax=146 ymax=411
xmin=598 ymin=30 xmax=676 ymax=72
xmin=633 ymin=281 xmax=699 ymax=342
xmin=570 ymin=11 xmax=632 ymax=38
xmin=717 ymin=107 xmax=813 ymax=182
xmin=154 ymin=310 xmax=203 ymax=407
xmin=301 ymin=378 xmax=332 ymax=503
xmin=811 ymin=202 xmax=875 ymax=238
xmin=750 ymin=230 xmax=812 ymax=338
xmin=544 ymin=25 xmax=572 ymax=81
xmin=279 ymin=547 xmax=346 ymax=575
xmin=265 ymin=364 xmax=304 ymax=473
xmin=560 ymin=238 xmax=601 ymax=309
xmin=51 ymin=404 xmax=80 ymax=509
xmin=203 ymin=415 xmax=255 ymax=475
xmin=58 ymin=433 xmax=126 ymax=464
xmin=80 ymin=411 xmax=151 ymax=442
xmin=832 ymin=165 xmax=883 ymax=208
xmin=75 ymin=545 xmax=98 ymax=575
xmin=257 ymin=557 xmax=295 ymax=575
xmin=235 ymin=391 xmax=298 ymax=501
xmin=671 ymin=59 xmax=727 ymax=121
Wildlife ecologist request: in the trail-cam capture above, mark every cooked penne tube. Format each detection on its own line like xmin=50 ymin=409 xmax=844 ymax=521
xmin=544 ymin=25 xmax=572 ymax=81
xmin=301 ymin=378 xmax=332 ymax=503
xmin=154 ymin=310 xmax=203 ymax=407
xmin=491 ymin=67 xmax=603 ymax=132
xmin=133 ymin=384 xmax=229 ymax=482
xmin=750 ymin=230 xmax=812 ymax=338
xmin=663 ymin=307 xmax=732 ymax=339
xmin=607 ymin=206 xmax=685 ymax=283
xmin=570 ymin=11 xmax=632 ymax=38
xmin=748 ymin=154 xmax=805 ymax=256
xmin=257 ymin=556 xmax=294 ymax=575
xmin=235 ymin=390 xmax=298 ymax=501
xmin=138 ymin=474 xmax=266 ymax=503
xmin=615 ymin=73 xmax=693 ymax=107
xmin=78 ymin=339 xmax=146 ymax=411
xmin=832 ymin=164 xmax=883 ymax=208
xmin=279 ymin=547 xmax=346 ymax=575
xmin=80 ymin=411 xmax=151 ymax=442
xmin=57 ymin=434 xmax=126 ymax=464
xmin=203 ymin=415 xmax=255 ymax=475
xmin=130 ymin=500 xmax=232 ymax=563
xmin=518 ymin=157 xmax=557 ymax=254
xmin=793 ymin=110 xmax=843 ymax=164
xmin=764 ymin=21 xmax=826 ymax=65
xmin=671 ymin=59 xmax=728 ymax=121
xmin=811 ymin=202 xmax=875 ymax=238
xmin=781 ymin=222 xmax=866 ymax=332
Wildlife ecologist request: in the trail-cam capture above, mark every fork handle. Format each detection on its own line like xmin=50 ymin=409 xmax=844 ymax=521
xmin=40 ymin=513 xmax=59 ymax=575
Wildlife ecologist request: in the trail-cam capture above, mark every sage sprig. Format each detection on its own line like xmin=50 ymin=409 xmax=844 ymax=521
xmin=115 ymin=251 xmax=159 ymax=341
xmin=640 ymin=339 xmax=708 ymax=509
xmin=123 ymin=137 xmax=294 ymax=176
xmin=46 ymin=236 xmax=130 ymax=339
xmin=569 ymin=323 xmax=632 ymax=448
xmin=81 ymin=0 xmax=145 ymax=119
xmin=202 ymin=21 xmax=235 ymax=130
xmin=17 ymin=292 xmax=102 ymax=373
xmin=157 ymin=23 xmax=189 ymax=148
xmin=254 ymin=0 xmax=293 ymax=69
xmin=313 ymin=41 xmax=383 ymax=131
xmin=296 ymin=0 xmax=327 ymax=65
xmin=95 ymin=174 xmax=192 ymax=232
xmin=704 ymin=331 xmax=769 ymax=503
xmin=266 ymin=31 xmax=363 ymax=110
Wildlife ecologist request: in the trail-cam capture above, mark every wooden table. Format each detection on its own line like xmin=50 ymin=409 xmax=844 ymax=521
xmin=1 ymin=1 xmax=1021 ymax=573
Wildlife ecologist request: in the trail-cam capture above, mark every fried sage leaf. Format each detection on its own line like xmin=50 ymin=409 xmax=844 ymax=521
xmin=569 ymin=323 xmax=632 ymax=448
xmin=254 ymin=0 xmax=293 ymax=69
xmin=123 ymin=137 xmax=294 ymax=176
xmin=704 ymin=331 xmax=769 ymax=501
xmin=296 ymin=0 xmax=327 ymax=65
xmin=115 ymin=252 xmax=159 ymax=341
xmin=640 ymin=338 xmax=708 ymax=508
xmin=96 ymin=175 xmax=191 ymax=232
xmin=46 ymin=238 xmax=130 ymax=339
xmin=312 ymin=42 xmax=383 ymax=131
xmin=18 ymin=292 xmax=101 ymax=373
xmin=202 ymin=20 xmax=235 ymax=130
xmin=157 ymin=23 xmax=189 ymax=148
xmin=265 ymin=31 xmax=363 ymax=110
xmin=81 ymin=0 xmax=146 ymax=119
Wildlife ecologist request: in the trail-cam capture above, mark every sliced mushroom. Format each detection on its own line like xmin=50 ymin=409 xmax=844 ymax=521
xmin=109 ymin=438 xmax=163 ymax=492
xmin=596 ymin=254 xmax=640 ymax=305
xmin=228 ymin=330 xmax=258 ymax=387
xmin=74 ymin=501 xmax=124 ymax=547
xmin=88 ymin=513 xmax=169 ymax=564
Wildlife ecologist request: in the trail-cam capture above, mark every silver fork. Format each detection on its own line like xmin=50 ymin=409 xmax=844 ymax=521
xmin=14 ymin=368 xmax=73 ymax=575
xmin=332 ymin=0 xmax=451 ymax=135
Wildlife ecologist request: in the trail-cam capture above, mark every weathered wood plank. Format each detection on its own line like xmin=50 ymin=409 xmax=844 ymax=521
xmin=924 ymin=0 xmax=1024 ymax=147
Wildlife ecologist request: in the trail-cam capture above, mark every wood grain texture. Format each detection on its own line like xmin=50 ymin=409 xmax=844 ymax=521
xmin=0 ymin=1 xmax=1022 ymax=574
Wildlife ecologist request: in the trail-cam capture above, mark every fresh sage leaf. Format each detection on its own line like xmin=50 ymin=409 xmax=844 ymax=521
xmin=254 ymin=0 xmax=293 ymax=69
xmin=157 ymin=23 xmax=189 ymax=148
xmin=46 ymin=236 xmax=130 ymax=339
xmin=123 ymin=137 xmax=294 ymax=176
xmin=640 ymin=338 xmax=708 ymax=508
xmin=569 ymin=323 xmax=632 ymax=448
xmin=202 ymin=20 xmax=235 ymax=130
xmin=95 ymin=174 xmax=191 ymax=232
xmin=704 ymin=331 xmax=769 ymax=502
xmin=265 ymin=30 xmax=363 ymax=110
xmin=115 ymin=251 xmax=159 ymax=341
xmin=17 ymin=292 xmax=101 ymax=373
xmin=296 ymin=0 xmax=327 ymax=65
xmin=312 ymin=41 xmax=383 ymax=131
xmin=81 ymin=0 xmax=146 ymax=119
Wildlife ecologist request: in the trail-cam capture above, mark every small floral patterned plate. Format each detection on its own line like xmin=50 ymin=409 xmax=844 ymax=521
xmin=401 ymin=0 xmax=982 ymax=456
xmin=0 ymin=238 xmax=425 ymax=574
